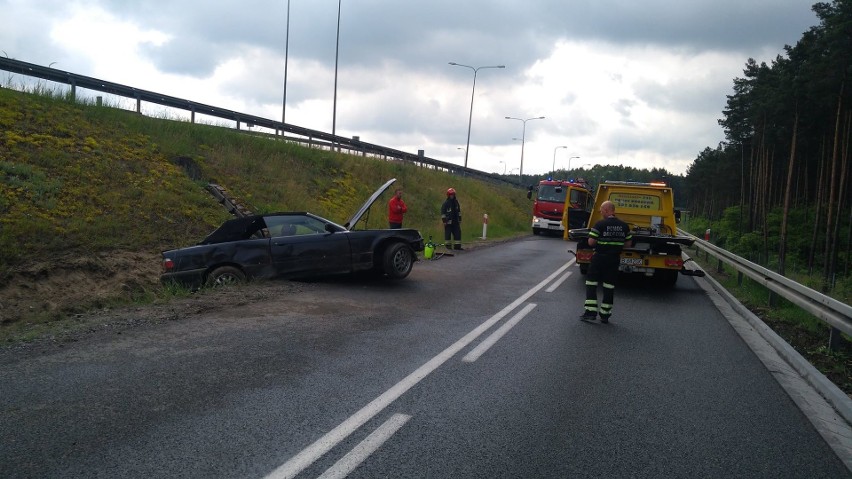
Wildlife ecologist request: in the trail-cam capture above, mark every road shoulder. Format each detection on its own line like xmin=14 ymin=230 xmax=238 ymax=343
xmin=691 ymin=262 xmax=852 ymax=471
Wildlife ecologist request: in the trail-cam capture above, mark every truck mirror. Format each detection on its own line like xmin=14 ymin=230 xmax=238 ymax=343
xmin=674 ymin=210 xmax=681 ymax=223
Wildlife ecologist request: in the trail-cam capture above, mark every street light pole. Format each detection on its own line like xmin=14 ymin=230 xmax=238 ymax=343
xmin=552 ymin=145 xmax=567 ymax=175
xmin=449 ymin=62 xmax=505 ymax=168
xmin=505 ymin=116 xmax=545 ymax=180
xmin=332 ymin=0 xmax=342 ymax=140
xmin=281 ymin=0 xmax=291 ymax=127
xmin=567 ymin=155 xmax=580 ymax=172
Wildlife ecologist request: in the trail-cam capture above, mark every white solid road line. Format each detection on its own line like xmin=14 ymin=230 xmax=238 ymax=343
xmin=264 ymin=261 xmax=575 ymax=479
xmin=316 ymin=413 xmax=412 ymax=479
xmin=462 ymin=303 xmax=538 ymax=362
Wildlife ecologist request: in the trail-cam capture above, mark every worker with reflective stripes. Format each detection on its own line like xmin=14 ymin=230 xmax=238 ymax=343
xmin=581 ymin=200 xmax=632 ymax=323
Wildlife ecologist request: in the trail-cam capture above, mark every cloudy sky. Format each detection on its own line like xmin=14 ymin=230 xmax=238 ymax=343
xmin=1 ymin=0 xmax=818 ymax=176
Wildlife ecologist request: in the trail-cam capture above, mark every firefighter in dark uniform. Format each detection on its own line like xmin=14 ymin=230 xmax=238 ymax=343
xmin=441 ymin=187 xmax=463 ymax=250
xmin=581 ymin=200 xmax=632 ymax=323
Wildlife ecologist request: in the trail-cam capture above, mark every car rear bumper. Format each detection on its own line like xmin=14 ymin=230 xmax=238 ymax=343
xmin=575 ymin=248 xmax=683 ymax=273
xmin=160 ymin=268 xmax=206 ymax=289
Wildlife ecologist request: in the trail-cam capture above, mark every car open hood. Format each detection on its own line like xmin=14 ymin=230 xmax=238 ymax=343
xmin=343 ymin=178 xmax=396 ymax=230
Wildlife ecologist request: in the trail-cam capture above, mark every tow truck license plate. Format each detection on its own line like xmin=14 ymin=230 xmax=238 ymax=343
xmin=620 ymin=258 xmax=643 ymax=265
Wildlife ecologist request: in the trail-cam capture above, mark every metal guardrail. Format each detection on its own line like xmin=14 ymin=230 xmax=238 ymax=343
xmin=681 ymin=230 xmax=852 ymax=340
xmin=0 ymin=57 xmax=521 ymax=189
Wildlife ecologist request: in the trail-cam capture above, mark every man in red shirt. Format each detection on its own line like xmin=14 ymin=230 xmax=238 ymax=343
xmin=388 ymin=188 xmax=408 ymax=228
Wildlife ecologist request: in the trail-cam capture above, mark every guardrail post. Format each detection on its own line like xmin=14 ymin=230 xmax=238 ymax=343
xmin=737 ymin=271 xmax=743 ymax=286
xmin=829 ymin=327 xmax=843 ymax=351
xmin=96 ymin=96 xmax=102 ymax=106
xmin=769 ymin=291 xmax=778 ymax=307
xmin=717 ymin=258 xmax=724 ymax=273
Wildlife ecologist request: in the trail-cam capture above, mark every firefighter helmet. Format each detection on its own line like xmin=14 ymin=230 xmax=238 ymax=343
xmin=447 ymin=187 xmax=456 ymax=196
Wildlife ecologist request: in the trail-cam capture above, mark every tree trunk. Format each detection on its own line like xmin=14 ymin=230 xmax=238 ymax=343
xmin=760 ymin=146 xmax=771 ymax=264
xmin=830 ymin=111 xmax=850 ymax=282
xmin=846 ymin=205 xmax=851 ymax=277
xmin=823 ymin=82 xmax=843 ymax=292
xmin=748 ymin=138 xmax=756 ymax=231
xmin=808 ymin=141 xmax=826 ymax=274
xmin=779 ymin=110 xmax=799 ymax=276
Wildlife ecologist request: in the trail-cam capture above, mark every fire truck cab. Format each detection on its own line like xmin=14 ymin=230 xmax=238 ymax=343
xmin=527 ymin=178 xmax=593 ymax=235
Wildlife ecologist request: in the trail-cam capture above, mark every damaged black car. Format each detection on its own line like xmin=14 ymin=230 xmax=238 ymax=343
xmin=161 ymin=179 xmax=424 ymax=289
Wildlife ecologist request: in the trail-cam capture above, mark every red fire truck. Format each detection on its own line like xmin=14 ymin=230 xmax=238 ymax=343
xmin=526 ymin=178 xmax=593 ymax=235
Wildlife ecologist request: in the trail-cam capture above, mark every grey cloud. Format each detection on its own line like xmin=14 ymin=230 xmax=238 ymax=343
xmin=0 ymin=0 xmax=820 ymax=175
xmin=634 ymin=76 xmax=731 ymax=114
xmin=87 ymin=0 xmax=818 ymax=85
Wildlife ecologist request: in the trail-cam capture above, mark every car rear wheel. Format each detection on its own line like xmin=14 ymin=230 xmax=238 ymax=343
xmin=383 ymin=243 xmax=414 ymax=279
xmin=207 ymin=266 xmax=246 ymax=287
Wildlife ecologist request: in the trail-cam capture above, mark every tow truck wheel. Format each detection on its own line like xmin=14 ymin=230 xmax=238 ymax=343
xmin=654 ymin=269 xmax=678 ymax=287
xmin=579 ymin=264 xmax=588 ymax=274
xmin=532 ymin=228 xmax=541 ymax=235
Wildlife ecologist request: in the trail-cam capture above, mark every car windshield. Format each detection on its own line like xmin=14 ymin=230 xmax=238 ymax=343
xmin=537 ymin=185 xmax=567 ymax=203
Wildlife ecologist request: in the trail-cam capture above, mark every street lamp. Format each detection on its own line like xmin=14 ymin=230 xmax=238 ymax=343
xmin=505 ymin=116 xmax=545 ymax=179
xmin=552 ymin=145 xmax=567 ymax=175
xmin=567 ymin=155 xmax=580 ymax=171
xmin=281 ymin=0 xmax=291 ymax=127
xmin=449 ymin=62 xmax=505 ymax=168
xmin=498 ymin=160 xmax=506 ymax=175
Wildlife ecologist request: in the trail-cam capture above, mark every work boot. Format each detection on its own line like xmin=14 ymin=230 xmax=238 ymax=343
xmin=599 ymin=315 xmax=610 ymax=324
xmin=454 ymin=244 xmax=464 ymax=251
xmin=579 ymin=311 xmax=597 ymax=321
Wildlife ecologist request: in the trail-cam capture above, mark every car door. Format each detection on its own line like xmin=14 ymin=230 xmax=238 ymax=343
xmin=267 ymin=215 xmax=351 ymax=276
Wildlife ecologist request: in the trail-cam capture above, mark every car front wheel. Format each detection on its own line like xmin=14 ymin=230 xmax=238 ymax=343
xmin=383 ymin=243 xmax=414 ymax=279
xmin=207 ymin=265 xmax=246 ymax=287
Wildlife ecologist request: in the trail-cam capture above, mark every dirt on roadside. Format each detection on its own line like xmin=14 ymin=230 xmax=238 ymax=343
xmin=0 ymin=251 xmax=163 ymax=326
xmin=0 ymin=250 xmax=315 ymax=352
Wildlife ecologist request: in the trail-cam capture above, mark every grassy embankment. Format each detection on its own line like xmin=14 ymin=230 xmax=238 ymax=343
xmin=0 ymin=86 xmax=531 ymax=335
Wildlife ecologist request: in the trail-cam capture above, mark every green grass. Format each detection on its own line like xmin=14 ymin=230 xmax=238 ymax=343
xmin=0 ymin=85 xmax=534 ymax=333
xmin=0 ymin=86 xmax=531 ymax=270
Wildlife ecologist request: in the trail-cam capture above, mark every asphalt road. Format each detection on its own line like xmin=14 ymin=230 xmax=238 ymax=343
xmin=1 ymin=235 xmax=849 ymax=478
